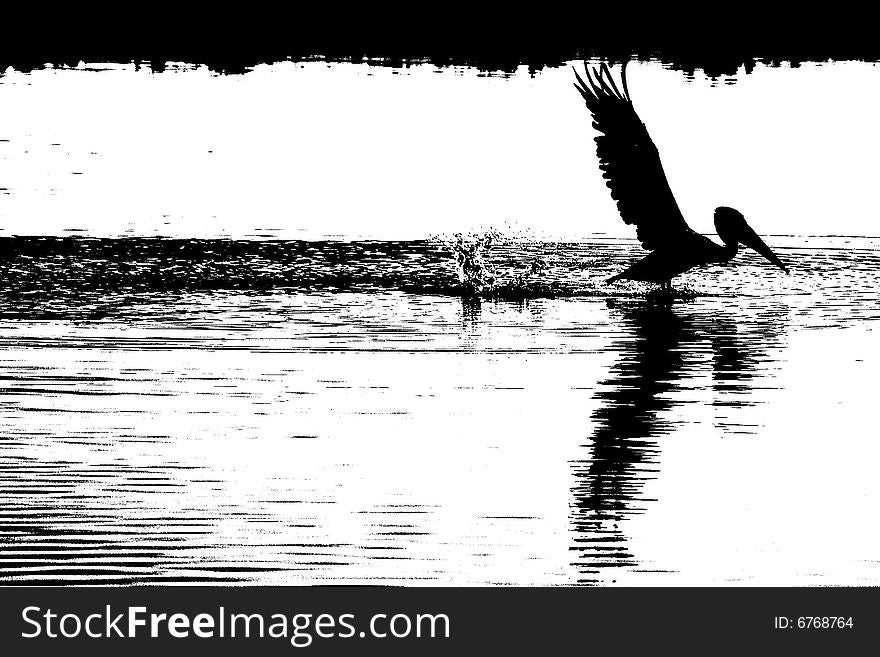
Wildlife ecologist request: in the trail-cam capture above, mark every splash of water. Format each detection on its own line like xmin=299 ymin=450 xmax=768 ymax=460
xmin=441 ymin=231 xmax=580 ymax=299
xmin=447 ymin=231 xmax=499 ymax=294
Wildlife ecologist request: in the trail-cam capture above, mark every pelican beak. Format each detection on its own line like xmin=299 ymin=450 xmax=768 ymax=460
xmin=739 ymin=224 xmax=789 ymax=274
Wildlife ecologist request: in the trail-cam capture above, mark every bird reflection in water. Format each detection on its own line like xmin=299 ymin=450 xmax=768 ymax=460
xmin=570 ymin=297 xmax=788 ymax=584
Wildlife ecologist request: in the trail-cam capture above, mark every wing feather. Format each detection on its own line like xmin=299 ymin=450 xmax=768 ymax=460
xmin=574 ymin=62 xmax=694 ymax=251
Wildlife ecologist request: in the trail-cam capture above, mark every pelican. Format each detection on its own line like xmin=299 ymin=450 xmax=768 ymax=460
xmin=573 ymin=62 xmax=789 ymax=289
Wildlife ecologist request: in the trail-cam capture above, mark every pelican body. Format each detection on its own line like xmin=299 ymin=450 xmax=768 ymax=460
xmin=573 ymin=63 xmax=788 ymax=288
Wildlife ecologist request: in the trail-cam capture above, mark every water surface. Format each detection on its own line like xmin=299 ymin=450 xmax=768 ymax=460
xmin=1 ymin=236 xmax=878 ymax=585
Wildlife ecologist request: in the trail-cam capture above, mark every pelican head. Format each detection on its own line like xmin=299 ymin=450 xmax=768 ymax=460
xmin=714 ymin=206 xmax=788 ymax=273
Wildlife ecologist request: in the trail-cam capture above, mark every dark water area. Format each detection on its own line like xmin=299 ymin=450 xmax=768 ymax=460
xmin=1 ymin=234 xmax=879 ymax=320
xmin=0 ymin=236 xmax=878 ymax=585
xmin=0 ymin=237 xmax=455 ymax=307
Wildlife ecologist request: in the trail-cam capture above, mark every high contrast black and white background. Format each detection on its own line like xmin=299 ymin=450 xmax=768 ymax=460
xmin=0 ymin=55 xmax=878 ymax=586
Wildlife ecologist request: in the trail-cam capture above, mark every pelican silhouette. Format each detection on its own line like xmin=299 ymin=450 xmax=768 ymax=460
xmin=573 ymin=63 xmax=789 ymax=289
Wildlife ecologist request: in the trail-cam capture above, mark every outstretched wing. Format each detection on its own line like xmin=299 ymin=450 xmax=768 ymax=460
xmin=574 ymin=62 xmax=694 ymax=251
